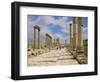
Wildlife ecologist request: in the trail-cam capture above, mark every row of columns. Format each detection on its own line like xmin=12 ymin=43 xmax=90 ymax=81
xmin=33 ymin=25 xmax=53 ymax=49
xmin=33 ymin=17 xmax=83 ymax=51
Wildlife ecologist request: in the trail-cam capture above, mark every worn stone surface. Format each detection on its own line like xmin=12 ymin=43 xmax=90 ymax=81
xmin=69 ymin=50 xmax=87 ymax=64
xmin=28 ymin=48 xmax=79 ymax=66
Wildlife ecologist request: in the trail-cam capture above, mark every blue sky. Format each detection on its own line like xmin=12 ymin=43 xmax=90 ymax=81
xmin=28 ymin=15 xmax=88 ymax=44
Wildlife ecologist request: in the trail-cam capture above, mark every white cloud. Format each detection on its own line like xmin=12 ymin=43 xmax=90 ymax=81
xmin=28 ymin=15 xmax=88 ymax=45
xmin=28 ymin=16 xmax=73 ymax=44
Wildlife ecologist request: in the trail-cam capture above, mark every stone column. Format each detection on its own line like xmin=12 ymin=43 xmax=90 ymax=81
xmin=38 ymin=29 xmax=40 ymax=49
xmin=34 ymin=26 xmax=36 ymax=49
xmin=81 ymin=25 xmax=83 ymax=48
xmin=53 ymin=39 xmax=55 ymax=48
xmin=56 ymin=38 xmax=59 ymax=45
xmin=56 ymin=38 xmax=61 ymax=49
xmin=45 ymin=33 xmax=52 ymax=49
xmin=77 ymin=25 xmax=83 ymax=50
xmin=77 ymin=17 xmax=83 ymax=51
xmin=70 ymin=23 xmax=73 ymax=49
xmin=34 ymin=25 xmax=40 ymax=49
xmin=72 ymin=17 xmax=83 ymax=51
xmin=73 ymin=17 xmax=77 ymax=50
xmin=65 ymin=40 xmax=66 ymax=46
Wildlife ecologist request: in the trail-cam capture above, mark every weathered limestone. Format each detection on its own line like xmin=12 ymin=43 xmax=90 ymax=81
xmin=55 ymin=38 xmax=61 ymax=49
xmin=65 ymin=40 xmax=67 ymax=48
xmin=56 ymin=38 xmax=60 ymax=46
xmin=72 ymin=17 xmax=83 ymax=51
xmin=28 ymin=48 xmax=79 ymax=66
xmin=53 ymin=39 xmax=56 ymax=48
xmin=45 ymin=33 xmax=52 ymax=49
xmin=68 ymin=17 xmax=87 ymax=64
xmin=70 ymin=24 xmax=73 ymax=49
xmin=34 ymin=25 xmax=40 ymax=49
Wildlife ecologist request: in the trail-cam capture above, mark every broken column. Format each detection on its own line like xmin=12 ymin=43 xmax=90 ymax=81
xmin=45 ymin=33 xmax=52 ymax=49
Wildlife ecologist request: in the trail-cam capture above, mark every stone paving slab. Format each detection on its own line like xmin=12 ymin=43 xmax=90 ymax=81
xmin=28 ymin=48 xmax=79 ymax=66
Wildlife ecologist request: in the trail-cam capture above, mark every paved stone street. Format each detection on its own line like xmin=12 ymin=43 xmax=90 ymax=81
xmin=28 ymin=48 xmax=79 ymax=66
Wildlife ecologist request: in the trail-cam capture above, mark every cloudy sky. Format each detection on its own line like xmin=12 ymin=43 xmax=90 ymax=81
xmin=27 ymin=15 xmax=88 ymax=45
